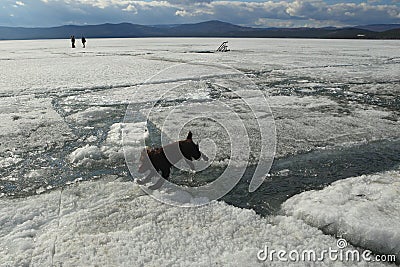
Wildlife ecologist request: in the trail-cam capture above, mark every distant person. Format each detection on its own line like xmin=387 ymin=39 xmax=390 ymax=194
xmin=81 ymin=36 xmax=86 ymax=48
xmin=71 ymin=35 xmax=75 ymax=48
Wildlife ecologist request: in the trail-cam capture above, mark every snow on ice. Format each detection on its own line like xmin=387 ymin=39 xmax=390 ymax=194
xmin=282 ymin=170 xmax=400 ymax=262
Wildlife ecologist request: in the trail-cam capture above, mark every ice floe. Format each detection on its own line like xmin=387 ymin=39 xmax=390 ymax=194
xmin=282 ymin=170 xmax=400 ymax=262
xmin=69 ymin=122 xmax=148 ymax=167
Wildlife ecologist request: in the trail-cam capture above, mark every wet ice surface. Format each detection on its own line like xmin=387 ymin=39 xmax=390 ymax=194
xmin=0 ymin=38 xmax=399 ymax=265
xmin=1 ymin=38 xmax=398 ymax=200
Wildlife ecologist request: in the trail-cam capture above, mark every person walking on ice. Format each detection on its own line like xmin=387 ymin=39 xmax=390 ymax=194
xmin=70 ymin=35 xmax=75 ymax=48
xmin=81 ymin=36 xmax=86 ymax=48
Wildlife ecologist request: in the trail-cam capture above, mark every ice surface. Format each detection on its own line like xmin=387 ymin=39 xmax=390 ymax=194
xmin=0 ymin=179 xmax=386 ymax=266
xmin=67 ymin=106 xmax=117 ymax=125
xmin=282 ymin=170 xmax=400 ymax=261
xmin=2 ymin=38 xmax=396 ymax=160
xmin=0 ymin=95 xmax=74 ymax=155
xmin=69 ymin=122 xmax=147 ymax=167
xmin=0 ymin=38 xmax=399 ymax=264
xmin=269 ymin=95 xmax=399 ymax=157
xmin=0 ymin=39 xmax=174 ymax=95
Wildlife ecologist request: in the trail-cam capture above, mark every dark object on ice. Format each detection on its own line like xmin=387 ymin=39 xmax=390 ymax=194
xmin=137 ymin=131 xmax=208 ymax=190
xmin=187 ymin=50 xmax=215 ymax=54
xmin=216 ymin=41 xmax=229 ymax=52
xmin=70 ymin=35 xmax=75 ymax=48
xmin=11 ymin=115 xmax=21 ymax=120
xmin=81 ymin=36 xmax=86 ymax=48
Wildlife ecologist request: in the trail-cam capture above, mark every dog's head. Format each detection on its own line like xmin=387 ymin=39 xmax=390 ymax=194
xmin=184 ymin=131 xmax=202 ymax=160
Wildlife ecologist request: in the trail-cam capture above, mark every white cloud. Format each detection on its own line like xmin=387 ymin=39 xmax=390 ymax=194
xmin=175 ymin=9 xmax=187 ymax=16
xmin=1 ymin=0 xmax=399 ymax=27
xmin=123 ymin=4 xmax=137 ymax=12
xmin=255 ymin=17 xmax=348 ymax=28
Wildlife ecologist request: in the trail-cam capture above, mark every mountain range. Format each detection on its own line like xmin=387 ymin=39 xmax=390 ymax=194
xmin=0 ymin=20 xmax=399 ymax=40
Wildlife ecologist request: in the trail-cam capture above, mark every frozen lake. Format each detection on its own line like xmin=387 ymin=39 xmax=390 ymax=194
xmin=0 ymin=38 xmax=399 ymax=265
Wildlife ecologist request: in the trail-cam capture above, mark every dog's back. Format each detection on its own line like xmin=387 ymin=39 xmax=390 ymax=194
xmin=138 ymin=131 xmax=202 ymax=178
xmin=138 ymin=147 xmax=170 ymax=173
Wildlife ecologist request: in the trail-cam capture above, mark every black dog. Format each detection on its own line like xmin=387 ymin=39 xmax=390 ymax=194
xmin=138 ymin=131 xmax=208 ymax=190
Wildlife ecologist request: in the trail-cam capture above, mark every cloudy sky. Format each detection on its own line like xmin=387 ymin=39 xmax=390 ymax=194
xmin=1 ymin=0 xmax=399 ymax=28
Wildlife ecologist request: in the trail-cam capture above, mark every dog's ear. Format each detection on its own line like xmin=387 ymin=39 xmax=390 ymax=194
xmin=187 ymin=131 xmax=193 ymax=140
